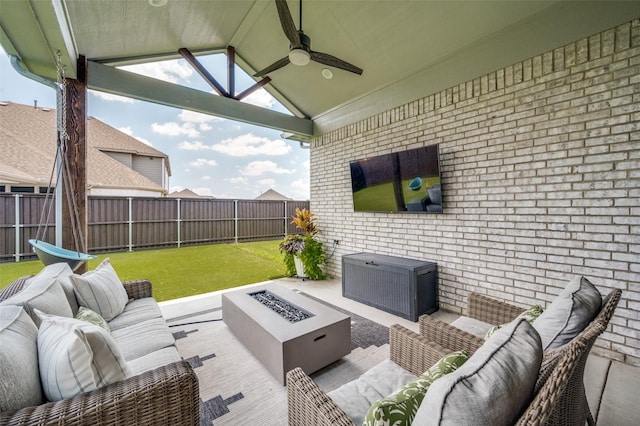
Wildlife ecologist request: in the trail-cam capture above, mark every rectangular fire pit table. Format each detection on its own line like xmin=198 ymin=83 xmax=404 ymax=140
xmin=222 ymin=283 xmax=351 ymax=385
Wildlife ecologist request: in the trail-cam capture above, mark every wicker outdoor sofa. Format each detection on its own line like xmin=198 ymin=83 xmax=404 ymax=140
xmin=287 ymin=285 xmax=621 ymax=426
xmin=0 ymin=263 xmax=199 ymax=426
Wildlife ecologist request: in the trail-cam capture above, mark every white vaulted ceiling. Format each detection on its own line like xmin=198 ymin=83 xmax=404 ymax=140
xmin=1 ymin=0 xmax=637 ymax=136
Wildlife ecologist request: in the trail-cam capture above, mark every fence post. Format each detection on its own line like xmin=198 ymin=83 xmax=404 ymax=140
xmin=128 ymin=197 xmax=133 ymax=252
xmin=234 ymin=200 xmax=238 ymax=244
xmin=283 ymin=200 xmax=288 ymax=238
xmin=177 ymin=198 xmax=181 ymax=248
xmin=14 ymin=194 xmax=21 ymax=262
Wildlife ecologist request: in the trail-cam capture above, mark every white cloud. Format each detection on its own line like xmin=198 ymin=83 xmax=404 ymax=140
xmin=190 ymin=158 xmax=218 ymax=167
xmin=257 ymin=178 xmax=276 ymax=187
xmin=241 ymin=160 xmax=295 ymax=176
xmin=242 ymin=89 xmax=276 ymax=109
xmin=152 ymin=122 xmax=199 ymax=138
xmin=121 ymin=60 xmax=193 ymax=84
xmin=202 ymin=176 xmax=211 ymax=180
xmin=90 ymin=90 xmax=135 ymax=103
xmin=199 ymin=123 xmax=213 ymax=131
xmin=211 ymin=133 xmax=291 ymax=157
xmin=193 ymin=187 xmax=214 ymax=196
xmin=118 ymin=126 xmax=153 ymax=146
xmin=135 ymin=136 xmax=153 ymax=146
xmin=290 ymin=179 xmax=310 ymax=199
xmin=118 ymin=126 xmax=133 ymax=136
xmin=225 ymin=177 xmax=248 ymax=185
xmin=178 ymin=140 xmax=209 ymax=151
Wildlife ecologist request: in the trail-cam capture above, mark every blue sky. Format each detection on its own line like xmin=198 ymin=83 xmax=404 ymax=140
xmin=0 ymin=47 xmax=310 ymax=200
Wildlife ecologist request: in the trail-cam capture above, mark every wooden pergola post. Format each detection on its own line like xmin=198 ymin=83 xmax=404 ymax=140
xmin=62 ymin=55 xmax=89 ymax=274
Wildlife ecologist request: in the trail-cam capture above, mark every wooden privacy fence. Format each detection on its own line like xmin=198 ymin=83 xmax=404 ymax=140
xmin=0 ymin=194 xmax=309 ymax=263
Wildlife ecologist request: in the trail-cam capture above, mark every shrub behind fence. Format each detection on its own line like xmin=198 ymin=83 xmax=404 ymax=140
xmin=0 ymin=194 xmax=309 ymax=263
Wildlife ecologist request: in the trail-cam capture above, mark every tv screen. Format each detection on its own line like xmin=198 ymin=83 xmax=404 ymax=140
xmin=349 ymin=144 xmax=442 ymax=213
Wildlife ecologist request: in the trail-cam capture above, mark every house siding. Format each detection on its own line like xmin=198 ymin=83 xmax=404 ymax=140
xmin=312 ymin=20 xmax=640 ymax=365
xmin=132 ymin=155 xmax=164 ymax=187
xmin=106 ymin=152 xmax=132 ymax=168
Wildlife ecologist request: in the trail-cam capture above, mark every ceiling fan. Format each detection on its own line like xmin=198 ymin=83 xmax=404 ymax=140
xmin=254 ymin=0 xmax=363 ymax=77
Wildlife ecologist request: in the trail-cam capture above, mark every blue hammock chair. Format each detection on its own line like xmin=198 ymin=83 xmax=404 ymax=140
xmin=408 ymin=177 xmax=423 ymax=191
xmin=29 ymin=239 xmax=96 ymax=272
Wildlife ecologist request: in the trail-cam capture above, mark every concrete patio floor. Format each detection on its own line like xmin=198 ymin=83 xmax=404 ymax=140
xmin=159 ymin=278 xmax=639 ymax=425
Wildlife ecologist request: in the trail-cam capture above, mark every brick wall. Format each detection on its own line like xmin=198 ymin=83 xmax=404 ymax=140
xmin=311 ymin=20 xmax=640 ymax=365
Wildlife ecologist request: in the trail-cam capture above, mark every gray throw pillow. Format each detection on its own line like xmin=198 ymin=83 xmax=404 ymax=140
xmin=533 ymin=276 xmax=601 ymax=350
xmin=414 ymin=318 xmax=542 ymax=426
xmin=71 ymin=258 xmax=130 ymax=322
xmin=0 ymin=305 xmax=44 ymax=411
xmin=0 ymin=263 xmax=74 ymax=326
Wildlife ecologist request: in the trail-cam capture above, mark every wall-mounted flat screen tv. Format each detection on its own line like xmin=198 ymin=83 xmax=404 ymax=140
xmin=349 ymin=144 xmax=442 ymax=213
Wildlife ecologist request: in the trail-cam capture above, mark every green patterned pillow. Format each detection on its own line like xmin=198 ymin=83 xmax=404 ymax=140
xmin=75 ymin=306 xmax=110 ymax=332
xmin=362 ymin=350 xmax=468 ymax=426
xmin=485 ymin=304 xmax=543 ymax=340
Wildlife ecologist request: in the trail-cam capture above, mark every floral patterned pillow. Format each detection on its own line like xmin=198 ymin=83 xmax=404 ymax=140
xmin=485 ymin=304 xmax=543 ymax=340
xmin=75 ymin=306 xmax=110 ymax=332
xmin=363 ymin=350 xmax=468 ymax=426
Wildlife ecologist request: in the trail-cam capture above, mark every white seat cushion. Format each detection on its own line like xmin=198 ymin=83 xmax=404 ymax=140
xmin=128 ymin=346 xmax=182 ymax=376
xmin=108 ymin=297 xmax=163 ymax=331
xmin=450 ymin=316 xmax=493 ymax=338
xmin=327 ymin=359 xmax=417 ymax=425
xmin=111 ymin=317 xmax=176 ymax=361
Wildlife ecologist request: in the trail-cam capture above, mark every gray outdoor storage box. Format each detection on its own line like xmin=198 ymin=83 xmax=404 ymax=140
xmin=342 ymin=253 xmax=438 ymax=321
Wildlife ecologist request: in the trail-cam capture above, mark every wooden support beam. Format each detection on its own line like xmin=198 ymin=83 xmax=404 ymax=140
xmin=88 ymin=61 xmax=313 ymax=136
xmin=178 ymin=47 xmax=229 ymax=97
xmin=62 ymin=55 xmax=88 ymax=274
xmin=227 ymin=45 xmax=235 ymax=98
xmin=236 ymin=76 xmax=272 ymax=101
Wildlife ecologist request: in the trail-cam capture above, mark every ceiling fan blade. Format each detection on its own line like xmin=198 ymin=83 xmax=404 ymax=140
xmin=310 ymin=51 xmax=363 ymax=75
xmin=254 ymin=56 xmax=291 ymax=77
xmin=275 ymin=0 xmax=300 ymax=46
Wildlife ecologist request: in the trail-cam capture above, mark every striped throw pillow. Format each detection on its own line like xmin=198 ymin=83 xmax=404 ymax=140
xmin=71 ymin=258 xmax=130 ymax=321
xmin=36 ymin=310 xmax=130 ymax=401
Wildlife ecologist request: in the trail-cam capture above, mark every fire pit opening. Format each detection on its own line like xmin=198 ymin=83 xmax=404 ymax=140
xmin=249 ymin=290 xmax=314 ymax=323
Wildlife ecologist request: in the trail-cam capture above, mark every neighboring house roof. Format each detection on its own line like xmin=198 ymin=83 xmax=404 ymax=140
xmin=0 ymin=101 xmax=170 ymax=195
xmin=255 ymin=189 xmax=292 ymax=201
xmin=168 ymin=189 xmax=213 ymax=199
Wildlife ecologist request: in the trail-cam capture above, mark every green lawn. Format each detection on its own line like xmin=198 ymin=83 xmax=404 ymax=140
xmin=353 ymin=176 xmax=440 ymax=211
xmin=0 ymin=240 xmax=287 ymax=302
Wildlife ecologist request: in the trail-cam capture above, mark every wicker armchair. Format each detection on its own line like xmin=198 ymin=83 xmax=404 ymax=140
xmin=419 ymin=292 xmax=526 ymax=356
xmin=287 ymin=290 xmax=621 ymax=426
xmin=0 ymin=277 xmax=200 ymax=426
xmin=287 ymin=324 xmax=448 ymax=426
xmin=419 ymin=289 xmax=621 ymax=426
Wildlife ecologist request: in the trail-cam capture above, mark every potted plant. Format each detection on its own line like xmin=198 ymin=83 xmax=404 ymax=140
xmin=279 ymin=208 xmax=326 ymax=280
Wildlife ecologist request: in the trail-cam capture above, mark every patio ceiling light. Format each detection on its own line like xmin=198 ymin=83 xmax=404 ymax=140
xmin=148 ymin=0 xmax=168 ymax=7
xmin=289 ymin=48 xmax=310 ymax=66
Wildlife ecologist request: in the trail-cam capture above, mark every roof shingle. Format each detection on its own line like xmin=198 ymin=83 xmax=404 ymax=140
xmin=0 ymin=101 xmax=170 ymax=195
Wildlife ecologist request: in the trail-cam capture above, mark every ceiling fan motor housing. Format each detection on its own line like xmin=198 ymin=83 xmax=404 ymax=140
xmin=289 ymin=32 xmax=311 ymax=65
